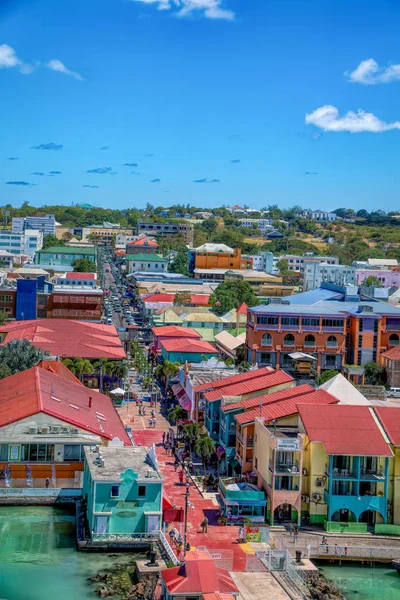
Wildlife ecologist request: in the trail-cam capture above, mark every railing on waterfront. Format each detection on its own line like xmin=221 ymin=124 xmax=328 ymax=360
xmin=307 ymin=544 xmax=400 ymax=560
xmin=91 ymin=532 xmax=158 ymax=543
xmin=260 ymin=536 xmax=308 ymax=597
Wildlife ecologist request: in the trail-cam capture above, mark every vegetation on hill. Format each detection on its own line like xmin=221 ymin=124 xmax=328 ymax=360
xmin=210 ymin=280 xmax=259 ymax=315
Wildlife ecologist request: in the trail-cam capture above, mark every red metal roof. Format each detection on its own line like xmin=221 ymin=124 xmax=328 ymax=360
xmin=298 ymin=404 xmax=393 ymax=456
xmin=236 ymin=302 xmax=248 ymax=315
xmin=128 ymin=237 xmax=158 ymax=247
xmin=65 ymin=272 xmax=95 ymax=280
xmin=152 ymin=325 xmax=202 ymax=339
xmin=193 ymin=367 xmax=275 ymax=392
xmin=221 ymin=383 xmax=314 ymax=412
xmin=0 ymin=366 xmax=131 ymax=445
xmin=161 ymin=338 xmax=218 ymax=354
xmin=235 ymin=389 xmax=338 ymax=425
xmin=144 ymin=293 xmax=210 ymax=304
xmin=382 ymin=347 xmax=400 ymax=361
xmin=38 ymin=359 xmax=83 ymax=385
xmin=374 ymin=406 xmax=400 ymax=446
xmin=161 ymin=552 xmax=239 ymax=594
xmin=204 ymin=370 xmax=294 ymax=402
xmin=203 ymin=594 xmax=237 ymax=600
xmin=0 ymin=320 xmax=126 ymax=360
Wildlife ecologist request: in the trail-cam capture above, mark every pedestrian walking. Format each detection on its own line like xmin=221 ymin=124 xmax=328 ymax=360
xmin=288 ymin=522 xmax=293 ymax=537
xmin=293 ymin=525 xmax=299 ymax=544
xmin=200 ymin=516 xmax=209 ymax=533
xmin=174 ymin=456 xmax=180 ymax=471
xmin=165 ymin=442 xmax=170 ymax=455
xmin=169 ymin=529 xmax=176 ymax=546
xmin=334 ymin=543 xmax=338 ymax=555
xmin=45 ymin=478 xmax=50 ymax=489
xmin=162 ymin=432 xmax=166 ymax=444
xmin=278 ymin=508 xmax=284 ymax=524
xmin=238 ymin=526 xmax=244 ymax=543
xmin=152 ymin=416 xmax=157 ymax=428
xmin=179 ymin=470 xmax=184 ymax=486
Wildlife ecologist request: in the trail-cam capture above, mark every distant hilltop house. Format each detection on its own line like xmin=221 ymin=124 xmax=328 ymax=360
xmin=301 ymin=210 xmax=337 ymax=222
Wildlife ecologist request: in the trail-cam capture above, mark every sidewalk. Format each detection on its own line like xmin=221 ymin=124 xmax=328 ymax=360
xmin=132 ymin=427 xmax=248 ymax=571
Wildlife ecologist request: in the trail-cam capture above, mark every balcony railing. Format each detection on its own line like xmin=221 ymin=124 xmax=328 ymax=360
xmin=246 ymin=438 xmax=254 ymax=448
xmin=275 ymin=463 xmax=300 ymax=475
xmin=326 ymin=465 xmax=357 ymax=479
xmin=326 ymin=341 xmax=338 ymax=348
xmin=388 ymin=340 xmax=400 ymax=346
xmin=386 ymin=324 xmax=400 ymax=331
xmin=360 ymin=468 xmax=384 ymax=480
xmin=283 ymin=342 xmax=295 ymax=348
xmin=304 ymin=341 xmax=316 ymax=348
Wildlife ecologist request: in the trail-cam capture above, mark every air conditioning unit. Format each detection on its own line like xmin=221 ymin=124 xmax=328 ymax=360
xmin=301 ymin=494 xmax=310 ymax=503
xmin=315 ymin=478 xmax=324 ymax=487
xmin=302 ymin=468 xmax=308 ymax=476
xmin=61 ymin=426 xmax=70 ymax=434
xmin=311 ymin=493 xmax=321 ymax=502
xmin=40 ymin=426 xmax=51 ymax=434
xmin=29 ymin=426 xmax=38 ymax=434
xmin=70 ymin=427 xmax=79 ymax=434
xmin=52 ymin=425 xmax=61 ymax=434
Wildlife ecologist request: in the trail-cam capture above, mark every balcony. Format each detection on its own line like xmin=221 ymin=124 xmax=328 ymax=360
xmin=326 ymin=341 xmax=338 ymax=349
xmin=275 ymin=462 xmax=300 ymax=475
xmin=386 ymin=324 xmax=400 ymax=331
xmin=304 ymin=341 xmax=316 ymax=349
xmin=246 ymin=438 xmax=254 ymax=448
xmin=326 ymin=465 xmax=357 ymax=479
xmin=283 ymin=342 xmax=295 ymax=348
xmin=360 ymin=468 xmax=385 ymax=481
xmin=388 ymin=340 xmax=400 ymax=346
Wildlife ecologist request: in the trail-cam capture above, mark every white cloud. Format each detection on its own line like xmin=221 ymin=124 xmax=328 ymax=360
xmin=47 ymin=59 xmax=83 ymax=81
xmin=305 ymin=105 xmax=400 ymax=133
xmin=346 ymin=58 xmax=400 ymax=85
xmin=132 ymin=0 xmax=234 ymax=20
xmin=0 ymin=44 xmax=20 ymax=68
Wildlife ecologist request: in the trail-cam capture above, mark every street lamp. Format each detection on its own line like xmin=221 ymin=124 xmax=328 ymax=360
xmin=184 ymin=482 xmax=190 ymax=557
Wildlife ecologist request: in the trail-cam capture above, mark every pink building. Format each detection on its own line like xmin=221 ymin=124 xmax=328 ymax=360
xmin=356 ymin=269 xmax=400 ymax=287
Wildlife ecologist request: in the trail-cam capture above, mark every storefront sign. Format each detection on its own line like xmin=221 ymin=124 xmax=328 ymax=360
xmin=276 ymin=439 xmax=299 ymax=451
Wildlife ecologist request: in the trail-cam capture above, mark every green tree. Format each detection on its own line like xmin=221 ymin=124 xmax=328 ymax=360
xmin=194 ymin=435 xmax=215 ymax=474
xmin=154 ymin=360 xmax=179 ymax=382
xmin=276 ymin=258 xmax=289 ymax=274
xmin=364 ymin=362 xmax=386 ymax=386
xmin=193 ymin=227 xmax=208 ymax=247
xmin=72 ymin=258 xmax=97 ymax=272
xmin=0 ymin=363 xmax=11 ymax=380
xmin=363 ymin=275 xmax=382 ymax=288
xmin=182 ymin=422 xmax=201 ymax=443
xmin=62 ymin=231 xmax=73 ymax=241
xmin=0 ymin=339 xmax=48 ymax=374
xmin=210 ymin=280 xmax=259 ymax=315
xmin=316 ymin=370 xmax=339 ymax=386
xmin=173 ymin=291 xmax=192 ymax=306
xmin=168 ymin=251 xmax=189 ymax=276
xmin=73 ymin=358 xmax=93 ymax=382
xmin=168 ymin=405 xmax=187 ymax=423
xmin=0 ymin=310 xmax=8 ymax=325
xmin=42 ymin=234 xmax=65 ymax=249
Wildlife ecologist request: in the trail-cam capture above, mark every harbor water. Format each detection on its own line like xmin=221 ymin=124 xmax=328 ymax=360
xmin=320 ymin=562 xmax=400 ymax=600
xmin=0 ymin=506 xmax=137 ymax=600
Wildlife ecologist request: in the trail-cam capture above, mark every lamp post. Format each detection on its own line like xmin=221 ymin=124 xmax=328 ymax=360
xmin=184 ymin=481 xmax=190 ymax=557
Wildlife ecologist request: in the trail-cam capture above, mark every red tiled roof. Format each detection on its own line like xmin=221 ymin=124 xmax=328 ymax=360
xmin=38 ymin=359 xmax=82 ymax=385
xmin=0 ymin=320 xmax=126 ymax=360
xmin=115 ymin=250 xmax=126 ymax=257
xmin=128 ymin=237 xmax=158 ymax=247
xmin=152 ymin=325 xmax=202 ymax=339
xmin=222 ymin=383 xmax=314 ymax=412
xmin=382 ymin=347 xmax=400 ymax=361
xmin=204 ymin=370 xmax=294 ymax=402
xmin=236 ymin=302 xmax=248 ymax=315
xmin=193 ymin=367 xmax=274 ymax=392
xmin=161 ymin=338 xmax=218 ymax=355
xmin=203 ymin=594 xmax=236 ymax=600
xmin=145 ymin=293 xmax=210 ymax=304
xmin=65 ymin=272 xmax=95 ymax=280
xmin=0 ymin=366 xmax=131 ymax=445
xmin=298 ymin=405 xmax=393 ymax=456
xmin=235 ymin=389 xmax=338 ymax=425
xmin=374 ymin=406 xmax=400 ymax=446
xmin=161 ymin=552 xmax=239 ymax=594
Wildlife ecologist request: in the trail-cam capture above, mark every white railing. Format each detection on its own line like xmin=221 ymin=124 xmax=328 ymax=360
xmin=159 ymin=530 xmax=180 ymax=566
xmin=307 ymin=544 xmax=400 ymax=560
xmin=91 ymin=532 xmax=158 ymax=543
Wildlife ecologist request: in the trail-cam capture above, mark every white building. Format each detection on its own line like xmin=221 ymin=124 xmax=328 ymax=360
xmin=301 ymin=210 xmax=337 ymax=222
xmin=12 ymin=214 xmax=56 ymax=236
xmin=274 ymin=253 xmax=339 ymax=273
xmin=303 ymin=260 xmax=356 ymax=291
xmin=246 ymin=251 xmax=274 ymax=273
xmin=0 ymin=229 xmax=43 ymax=258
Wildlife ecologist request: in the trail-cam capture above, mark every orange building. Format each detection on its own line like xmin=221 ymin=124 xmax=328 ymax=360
xmin=194 ymin=244 xmax=252 ymax=270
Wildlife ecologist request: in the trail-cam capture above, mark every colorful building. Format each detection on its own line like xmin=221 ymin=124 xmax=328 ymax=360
xmin=218 ymin=476 xmax=267 ymax=524
xmin=151 ymin=325 xmax=203 ymax=356
xmin=82 ymin=445 xmax=162 ymax=537
xmin=126 ymin=237 xmax=167 ymax=275
xmin=193 ymin=244 xmax=252 ymax=271
xmin=35 ymin=245 xmax=96 ymax=267
xmin=160 ymin=337 xmax=218 ymax=364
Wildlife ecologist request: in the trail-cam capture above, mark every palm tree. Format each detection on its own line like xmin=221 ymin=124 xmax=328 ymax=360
xmin=182 ymin=422 xmax=200 ymax=442
xmin=0 ymin=339 xmax=48 ymax=374
xmin=111 ymin=360 xmax=128 ymax=383
xmin=168 ymin=405 xmax=187 ymax=424
xmin=194 ymin=435 xmax=215 ymax=475
xmin=74 ymin=358 xmax=93 ymax=383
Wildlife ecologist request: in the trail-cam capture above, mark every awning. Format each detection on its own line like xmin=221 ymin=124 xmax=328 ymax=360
xmin=163 ymin=508 xmax=184 ymax=523
xmin=221 ymin=497 xmax=267 ymax=507
xmin=179 ymin=394 xmax=192 ymax=411
xmin=288 ymin=352 xmax=317 ymax=361
xmin=162 ymin=493 xmax=174 ymax=510
xmin=216 ymin=445 xmax=226 ymax=459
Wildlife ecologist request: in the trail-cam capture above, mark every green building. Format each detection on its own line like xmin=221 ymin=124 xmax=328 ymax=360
xmin=35 ymin=246 xmax=96 ymax=267
xmin=218 ymin=476 xmax=267 ymax=524
xmin=82 ymin=445 xmax=163 ymax=537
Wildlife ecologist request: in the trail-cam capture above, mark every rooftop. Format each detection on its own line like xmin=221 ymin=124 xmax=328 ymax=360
xmin=83 ymin=445 xmax=161 ymax=481
xmin=298 ymin=404 xmax=393 ymax=456
xmin=152 ymin=325 xmax=202 ymax=339
xmin=65 ymin=272 xmax=96 ymax=280
xmin=161 ymin=337 xmax=219 ymax=354
xmin=319 ymin=373 xmax=370 ymax=405
xmin=37 ymin=246 xmax=95 ymax=255
xmin=204 ymin=370 xmax=294 ymax=402
xmin=0 ymin=319 xmax=126 ymax=360
xmin=126 ymin=253 xmax=166 ymax=262
xmin=374 ymin=406 xmax=400 ymax=446
xmin=194 ymin=243 xmax=234 ymax=254
xmin=222 ymin=383 xmax=315 ymax=413
xmin=127 ymin=237 xmax=158 ymax=247
xmin=193 ymin=367 xmax=274 ymax=392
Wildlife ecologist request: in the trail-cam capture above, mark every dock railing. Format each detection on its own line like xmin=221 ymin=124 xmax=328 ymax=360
xmin=307 ymin=544 xmax=400 ymax=561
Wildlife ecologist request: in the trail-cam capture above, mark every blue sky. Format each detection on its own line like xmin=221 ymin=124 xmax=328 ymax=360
xmin=1 ymin=0 xmax=400 ymax=211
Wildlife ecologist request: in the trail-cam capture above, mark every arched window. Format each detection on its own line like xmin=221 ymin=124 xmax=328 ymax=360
xmin=304 ymin=334 xmax=316 ymax=347
xmin=261 ymin=333 xmax=273 ymax=347
xmin=327 ymin=335 xmax=338 ymax=348
xmin=283 ymin=333 xmax=295 ymax=347
xmin=389 ymin=333 xmax=399 ymax=346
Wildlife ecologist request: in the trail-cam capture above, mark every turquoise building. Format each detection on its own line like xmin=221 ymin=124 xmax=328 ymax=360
xmin=218 ymin=476 xmax=267 ymax=524
xmin=82 ymin=445 xmax=163 ymax=537
xmin=35 ymin=246 xmax=96 ymax=267
xmin=160 ymin=338 xmax=218 ymax=364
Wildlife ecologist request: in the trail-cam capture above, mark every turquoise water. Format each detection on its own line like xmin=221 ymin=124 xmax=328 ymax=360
xmin=320 ymin=562 xmax=400 ymax=600
xmin=0 ymin=506 xmax=137 ymax=600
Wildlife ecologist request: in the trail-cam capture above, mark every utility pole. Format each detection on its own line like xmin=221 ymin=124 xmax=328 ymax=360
xmin=183 ymin=481 xmax=190 ymax=557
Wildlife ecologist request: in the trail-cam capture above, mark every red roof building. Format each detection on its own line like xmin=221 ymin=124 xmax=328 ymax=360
xmin=221 ymin=383 xmax=315 ymax=413
xmin=38 ymin=359 xmax=82 ymax=384
xmin=127 ymin=237 xmax=158 ymax=248
xmin=374 ymin=406 xmax=400 ymax=446
xmin=193 ymin=367 xmax=275 ymax=393
xmin=236 ymin=302 xmax=248 ymax=315
xmin=0 ymin=365 xmax=131 ymax=445
xmin=151 ymin=325 xmax=202 ymax=354
xmin=65 ymin=272 xmax=96 ymax=280
xmin=0 ymin=319 xmax=126 ymax=360
xmin=161 ymin=551 xmax=239 ymax=598
xmin=298 ymin=404 xmax=393 ymax=456
xmin=204 ymin=370 xmax=294 ymax=402
xmin=160 ymin=337 xmax=219 ymax=356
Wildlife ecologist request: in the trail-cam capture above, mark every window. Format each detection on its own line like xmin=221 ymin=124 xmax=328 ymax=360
xmin=0 ymin=295 xmax=12 ymax=302
xmin=283 ymin=333 xmax=295 ymax=346
xmin=302 ymin=317 xmax=319 ymax=327
xmin=63 ymin=445 xmax=81 ymax=461
xmin=111 ymin=485 xmax=120 ymax=498
xmin=304 ymin=334 xmax=315 ymax=346
xmin=327 ymin=335 xmax=338 ymax=348
xmin=261 ymin=333 xmax=272 ymax=347
xmin=322 ymin=319 xmax=344 ymax=328
xmin=258 ymin=316 xmax=278 ymax=325
xmin=138 ymin=485 xmax=146 ymax=497
xmin=281 ymin=317 xmax=299 ymax=326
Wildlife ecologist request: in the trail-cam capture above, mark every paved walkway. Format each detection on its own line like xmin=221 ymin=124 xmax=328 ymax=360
xmin=132 ymin=426 xmax=248 ymax=571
